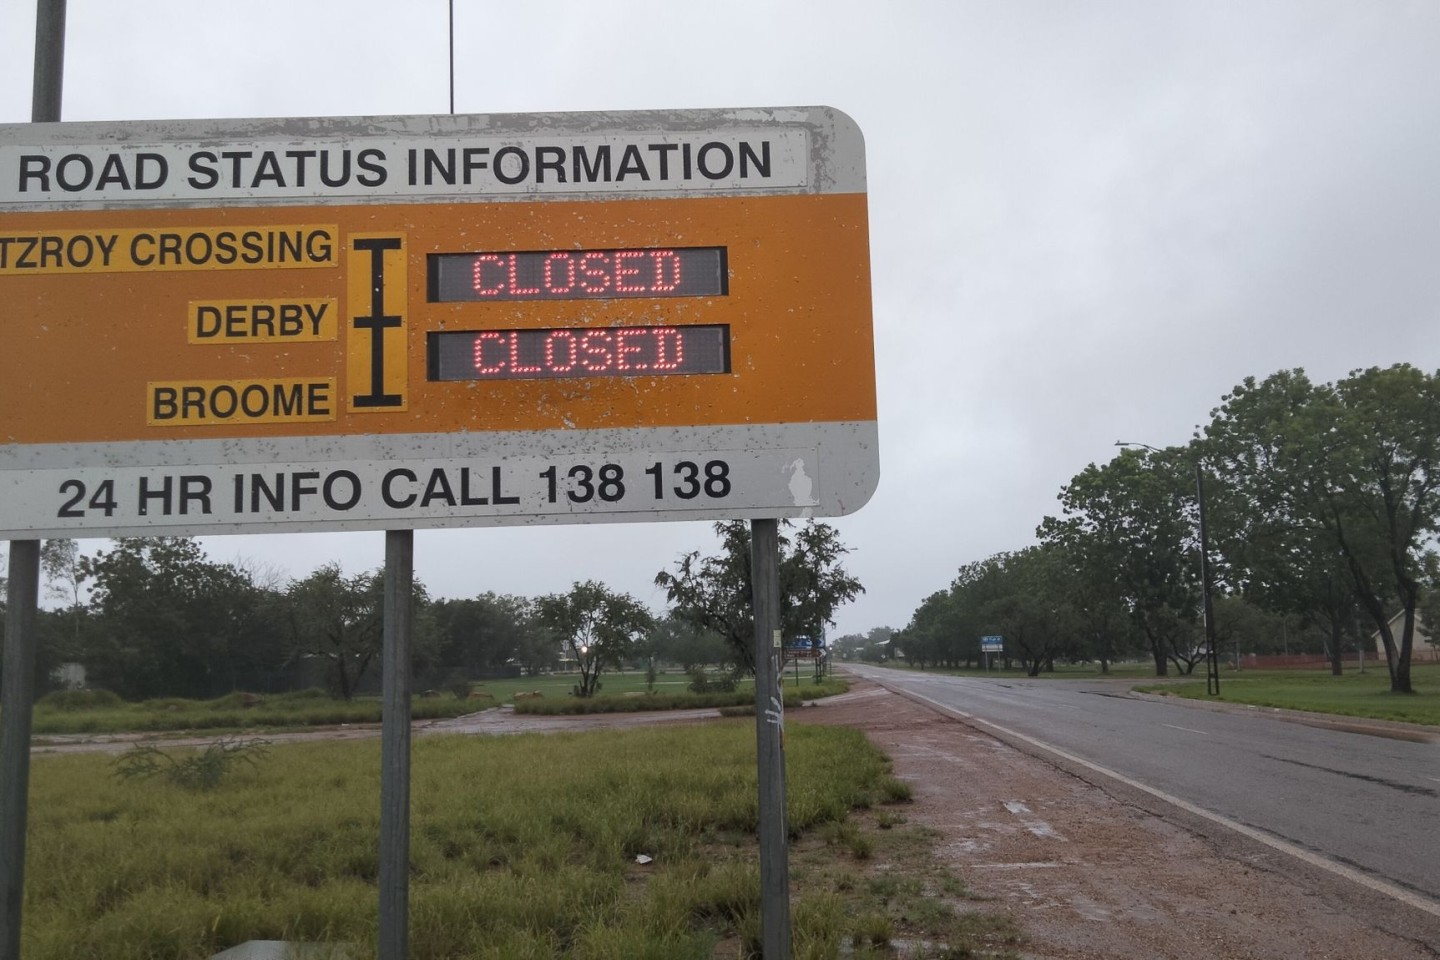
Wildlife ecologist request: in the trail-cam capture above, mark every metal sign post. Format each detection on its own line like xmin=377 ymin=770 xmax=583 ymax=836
xmin=378 ymin=530 xmax=414 ymax=960
xmin=751 ymin=518 xmax=790 ymax=959
xmin=0 ymin=542 xmax=40 ymax=960
xmin=981 ymin=635 xmax=1003 ymax=672
xmin=1 ymin=5 xmax=65 ymax=957
xmin=1196 ymin=464 xmax=1221 ymax=697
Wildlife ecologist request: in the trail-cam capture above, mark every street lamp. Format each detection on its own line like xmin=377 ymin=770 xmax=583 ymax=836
xmin=1115 ymin=442 xmax=1221 ymax=696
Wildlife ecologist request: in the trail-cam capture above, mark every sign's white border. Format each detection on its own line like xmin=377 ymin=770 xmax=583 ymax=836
xmin=0 ymin=107 xmax=864 ymax=208
xmin=0 ymin=422 xmax=878 ymax=538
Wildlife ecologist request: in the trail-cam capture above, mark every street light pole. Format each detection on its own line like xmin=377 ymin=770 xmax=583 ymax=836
xmin=1115 ymin=442 xmax=1221 ymax=696
xmin=1194 ymin=463 xmax=1221 ymax=696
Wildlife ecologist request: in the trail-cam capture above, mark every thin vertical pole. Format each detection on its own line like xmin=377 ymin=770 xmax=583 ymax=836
xmin=750 ymin=519 xmax=791 ymax=959
xmin=1 ymin=542 xmax=40 ymax=960
xmin=5 ymin=6 xmax=67 ymax=955
xmin=32 ymin=0 xmax=66 ymax=123
xmin=1196 ymin=464 xmax=1220 ymax=697
xmin=378 ymin=530 xmax=414 ymax=960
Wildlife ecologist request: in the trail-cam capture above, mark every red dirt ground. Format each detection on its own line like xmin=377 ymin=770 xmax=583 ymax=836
xmin=796 ymin=679 xmax=1440 ymax=960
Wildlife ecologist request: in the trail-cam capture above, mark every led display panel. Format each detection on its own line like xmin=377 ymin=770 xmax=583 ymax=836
xmin=429 ymin=324 xmax=729 ymax=381
xmin=429 ymin=247 xmax=727 ymax=302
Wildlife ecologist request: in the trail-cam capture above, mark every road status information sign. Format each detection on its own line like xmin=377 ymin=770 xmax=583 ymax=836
xmin=0 ymin=107 xmax=875 ymax=537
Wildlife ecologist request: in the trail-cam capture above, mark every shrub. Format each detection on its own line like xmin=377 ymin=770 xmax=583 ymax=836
xmin=112 ymin=737 xmax=270 ymax=791
xmin=687 ymin=667 xmax=738 ymax=694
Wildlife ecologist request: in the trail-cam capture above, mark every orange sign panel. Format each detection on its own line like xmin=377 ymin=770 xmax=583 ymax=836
xmin=0 ymin=107 xmax=875 ymax=535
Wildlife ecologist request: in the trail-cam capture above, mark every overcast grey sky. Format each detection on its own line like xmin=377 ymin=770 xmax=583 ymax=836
xmin=4 ymin=1 xmax=1439 ymax=637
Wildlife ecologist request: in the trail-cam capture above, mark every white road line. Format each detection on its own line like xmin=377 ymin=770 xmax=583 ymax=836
xmin=1162 ymin=723 xmax=1210 ymax=735
xmin=894 ymin=684 xmax=1440 ymax=920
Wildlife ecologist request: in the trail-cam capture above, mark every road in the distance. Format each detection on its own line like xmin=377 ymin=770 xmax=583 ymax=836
xmin=843 ymin=664 xmax=1440 ymax=903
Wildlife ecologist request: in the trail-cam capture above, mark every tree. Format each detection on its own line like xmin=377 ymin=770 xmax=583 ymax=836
xmin=284 ymin=563 xmax=386 ymax=700
xmin=649 ymin=614 xmax=732 ymax=672
xmin=510 ymin=614 xmax=561 ymax=678
xmin=40 ymin=539 xmax=86 ymax=645
xmin=80 ymin=538 xmax=272 ymax=699
xmin=1210 ymin=595 xmax=1304 ymax=665
xmin=535 ymin=581 xmax=653 ymax=697
xmin=859 ymin=626 xmax=897 ymax=665
xmin=38 ymin=539 xmax=89 ymax=689
xmin=901 ymin=548 xmax=1083 ymax=676
xmin=1039 ymin=448 xmax=1200 ymax=675
xmin=427 ymin=592 xmax=539 ymax=679
xmin=977 ymin=547 xmax=1080 ymax=677
xmin=1202 ymin=366 xmax=1440 ymax=693
xmin=655 ymin=520 xmax=863 ymax=674
xmin=829 ymin=632 xmax=868 ymax=661
xmin=1049 ymin=536 xmax=1142 ymax=672
xmin=1198 ymin=370 xmax=1363 ymax=676
xmin=896 ymin=591 xmax=959 ymax=668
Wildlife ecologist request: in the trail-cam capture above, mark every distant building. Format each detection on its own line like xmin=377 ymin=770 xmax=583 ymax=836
xmin=1370 ymin=612 xmax=1438 ymax=661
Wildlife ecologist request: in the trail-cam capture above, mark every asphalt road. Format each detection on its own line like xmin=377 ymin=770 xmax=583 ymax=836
xmin=842 ymin=664 xmax=1440 ymax=906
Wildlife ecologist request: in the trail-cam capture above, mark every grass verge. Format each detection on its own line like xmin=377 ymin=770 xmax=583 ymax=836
xmin=1136 ymin=662 xmax=1440 ymax=726
xmin=512 ymin=678 xmax=849 ymax=716
xmin=23 ymin=674 xmax=849 ymax=733
xmin=28 ymin=688 xmax=475 ymax=736
xmin=23 ymin=721 xmax=1018 ymax=959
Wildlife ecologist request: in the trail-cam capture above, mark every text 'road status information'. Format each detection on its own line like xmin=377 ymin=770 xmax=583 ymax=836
xmin=0 ymin=107 xmax=876 ymax=537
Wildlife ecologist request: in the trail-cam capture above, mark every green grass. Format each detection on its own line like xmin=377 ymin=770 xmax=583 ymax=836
xmin=512 ymin=678 xmax=849 ymax=716
xmin=460 ymin=671 xmax=684 ymax=702
xmin=1137 ymin=662 xmax=1440 ymax=726
xmin=21 ymin=722 xmax=1018 ymax=959
xmin=29 ymin=688 xmax=476 ymax=737
xmin=22 ymin=672 xmax=846 ymax=736
xmin=467 ymin=668 xmax=838 ymax=704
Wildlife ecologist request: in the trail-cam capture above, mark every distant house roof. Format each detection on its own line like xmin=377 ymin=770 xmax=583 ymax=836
xmin=1369 ymin=610 xmax=1437 ymax=659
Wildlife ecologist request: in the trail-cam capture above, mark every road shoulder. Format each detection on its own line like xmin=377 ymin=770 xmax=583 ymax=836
xmin=795 ymin=679 xmax=1440 ymax=960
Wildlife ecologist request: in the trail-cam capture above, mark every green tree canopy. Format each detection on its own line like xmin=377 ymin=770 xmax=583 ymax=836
xmin=535 ymin=581 xmax=653 ymax=698
xmin=1202 ymin=365 xmax=1440 ymax=692
xmin=426 ymin=592 xmax=542 ymax=679
xmin=80 ymin=538 xmax=277 ymax=699
xmin=284 ymin=563 xmax=388 ymax=700
xmin=655 ymin=520 xmax=863 ymax=674
xmin=1039 ymin=447 xmax=1200 ymax=675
